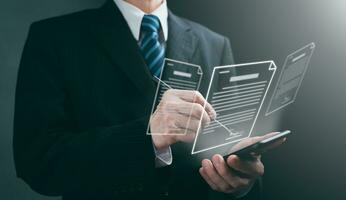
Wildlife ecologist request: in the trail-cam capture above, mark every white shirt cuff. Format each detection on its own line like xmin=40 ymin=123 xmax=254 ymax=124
xmin=153 ymin=145 xmax=173 ymax=168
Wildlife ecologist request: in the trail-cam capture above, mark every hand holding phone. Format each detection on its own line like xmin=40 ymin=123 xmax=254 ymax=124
xmin=224 ymin=130 xmax=291 ymax=160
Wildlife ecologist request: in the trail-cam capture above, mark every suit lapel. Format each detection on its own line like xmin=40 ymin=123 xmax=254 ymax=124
xmin=166 ymin=11 xmax=199 ymax=63
xmin=88 ymin=2 xmax=199 ymax=103
xmin=89 ymin=0 xmax=156 ymax=103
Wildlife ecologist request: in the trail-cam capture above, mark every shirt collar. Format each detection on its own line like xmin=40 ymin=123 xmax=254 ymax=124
xmin=114 ymin=0 xmax=168 ymax=41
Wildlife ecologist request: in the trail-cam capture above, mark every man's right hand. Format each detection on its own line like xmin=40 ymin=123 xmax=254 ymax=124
xmin=150 ymin=89 xmax=216 ymax=150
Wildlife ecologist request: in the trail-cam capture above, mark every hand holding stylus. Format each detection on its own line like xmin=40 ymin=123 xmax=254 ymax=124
xmin=150 ymin=89 xmax=216 ymax=150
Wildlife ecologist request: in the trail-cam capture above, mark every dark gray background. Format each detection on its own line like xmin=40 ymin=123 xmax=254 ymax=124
xmin=1 ymin=0 xmax=345 ymax=199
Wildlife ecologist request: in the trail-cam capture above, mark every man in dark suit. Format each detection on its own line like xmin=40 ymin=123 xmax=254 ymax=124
xmin=14 ymin=0 xmax=283 ymax=199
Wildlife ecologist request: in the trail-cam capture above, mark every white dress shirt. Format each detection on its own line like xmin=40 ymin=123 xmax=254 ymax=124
xmin=113 ymin=0 xmax=172 ymax=167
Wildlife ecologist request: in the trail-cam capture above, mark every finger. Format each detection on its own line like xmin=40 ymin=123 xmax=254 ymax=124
xmin=154 ymin=100 xmax=186 ymax=119
xmin=191 ymin=103 xmax=211 ymax=125
xmin=176 ymin=90 xmax=204 ymax=104
xmin=211 ymin=155 xmax=235 ymax=185
xmin=175 ymin=117 xmax=202 ymax=132
xmin=167 ymin=127 xmax=196 ymax=135
xmin=177 ymin=132 xmax=196 ymax=142
xmin=169 ymin=128 xmax=196 ymax=142
xmin=211 ymin=154 xmax=252 ymax=190
xmin=160 ymin=101 xmax=210 ymax=126
xmin=203 ymin=156 xmax=254 ymax=192
xmin=176 ymin=90 xmax=216 ymax=119
xmin=199 ymin=167 xmax=219 ymax=191
xmin=202 ymin=159 xmax=232 ymax=192
xmin=227 ymin=155 xmax=264 ymax=178
xmin=177 ymin=102 xmax=211 ymax=125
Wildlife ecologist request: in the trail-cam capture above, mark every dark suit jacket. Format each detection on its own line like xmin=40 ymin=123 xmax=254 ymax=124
xmin=13 ymin=1 xmax=261 ymax=199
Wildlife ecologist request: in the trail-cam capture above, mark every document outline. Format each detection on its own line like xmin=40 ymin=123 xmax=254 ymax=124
xmin=265 ymin=43 xmax=315 ymax=116
xmin=191 ymin=61 xmax=277 ymax=154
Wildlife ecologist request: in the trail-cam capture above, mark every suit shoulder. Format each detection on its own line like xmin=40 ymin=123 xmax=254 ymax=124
xmin=29 ymin=8 xmax=98 ymax=33
xmin=179 ymin=17 xmax=228 ymax=45
xmin=172 ymin=15 xmax=234 ymax=66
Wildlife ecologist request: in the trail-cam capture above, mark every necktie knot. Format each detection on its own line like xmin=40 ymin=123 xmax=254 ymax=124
xmin=141 ymin=14 xmax=161 ymax=33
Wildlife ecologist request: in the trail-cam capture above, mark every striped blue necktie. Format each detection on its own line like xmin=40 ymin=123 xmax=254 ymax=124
xmin=139 ymin=14 xmax=165 ymax=77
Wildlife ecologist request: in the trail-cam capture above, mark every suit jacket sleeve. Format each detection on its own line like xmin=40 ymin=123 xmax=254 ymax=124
xmin=13 ymin=23 xmax=156 ymax=196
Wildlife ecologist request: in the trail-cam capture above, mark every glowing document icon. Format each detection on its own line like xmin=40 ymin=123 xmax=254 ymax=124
xmin=192 ymin=61 xmax=277 ymax=154
xmin=147 ymin=58 xmax=203 ymax=135
xmin=266 ymin=43 xmax=315 ymax=115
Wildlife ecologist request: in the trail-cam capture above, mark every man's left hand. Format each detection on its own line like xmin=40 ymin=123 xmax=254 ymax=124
xmin=199 ymin=132 xmax=286 ymax=194
xmin=199 ymin=154 xmax=262 ymax=194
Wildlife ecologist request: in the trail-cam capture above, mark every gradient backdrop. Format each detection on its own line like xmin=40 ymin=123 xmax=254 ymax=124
xmin=1 ymin=0 xmax=345 ymax=199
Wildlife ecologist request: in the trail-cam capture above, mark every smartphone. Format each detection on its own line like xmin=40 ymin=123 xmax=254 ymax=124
xmin=223 ymin=130 xmax=291 ymax=160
